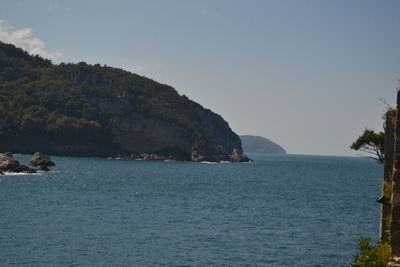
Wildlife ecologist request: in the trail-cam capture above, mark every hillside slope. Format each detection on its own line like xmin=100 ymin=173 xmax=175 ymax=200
xmin=0 ymin=41 xmax=249 ymax=162
xmin=240 ymin=135 xmax=286 ymax=154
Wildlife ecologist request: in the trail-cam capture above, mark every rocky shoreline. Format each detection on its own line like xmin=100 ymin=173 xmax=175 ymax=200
xmin=125 ymin=153 xmax=177 ymax=161
xmin=122 ymin=149 xmax=252 ymax=163
xmin=0 ymin=152 xmax=55 ymax=175
xmin=0 ymin=151 xmax=250 ymax=173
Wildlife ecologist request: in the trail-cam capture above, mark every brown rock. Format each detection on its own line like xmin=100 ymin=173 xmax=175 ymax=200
xmin=3 ymin=152 xmax=13 ymax=158
xmin=229 ymin=148 xmax=251 ymax=163
xmin=0 ymin=153 xmax=36 ymax=173
xmin=29 ymin=152 xmax=55 ymax=167
xmin=0 ymin=153 xmax=21 ymax=171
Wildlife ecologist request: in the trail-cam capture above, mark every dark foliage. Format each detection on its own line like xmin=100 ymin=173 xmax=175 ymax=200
xmin=351 ymin=129 xmax=385 ymax=163
xmin=0 ymin=41 xmax=207 ymax=155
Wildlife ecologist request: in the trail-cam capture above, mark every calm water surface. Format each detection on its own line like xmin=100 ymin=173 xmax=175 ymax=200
xmin=0 ymin=154 xmax=382 ymax=266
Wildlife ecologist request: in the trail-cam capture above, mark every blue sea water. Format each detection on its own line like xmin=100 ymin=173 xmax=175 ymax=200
xmin=0 ymin=154 xmax=382 ymax=266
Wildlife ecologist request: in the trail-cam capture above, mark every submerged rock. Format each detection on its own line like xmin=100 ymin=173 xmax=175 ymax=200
xmin=29 ymin=152 xmax=55 ymax=167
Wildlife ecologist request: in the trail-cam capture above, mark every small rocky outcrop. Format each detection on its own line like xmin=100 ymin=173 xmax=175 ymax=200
xmin=0 ymin=153 xmax=19 ymax=170
xmin=191 ymin=153 xmax=205 ymax=162
xmin=29 ymin=152 xmax=55 ymax=171
xmin=0 ymin=153 xmax=36 ymax=173
xmin=229 ymin=148 xmax=252 ymax=163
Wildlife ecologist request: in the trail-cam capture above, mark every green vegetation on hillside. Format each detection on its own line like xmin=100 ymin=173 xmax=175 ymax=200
xmin=349 ymin=238 xmax=390 ymax=267
xmin=0 ymin=41 xmax=210 ymax=155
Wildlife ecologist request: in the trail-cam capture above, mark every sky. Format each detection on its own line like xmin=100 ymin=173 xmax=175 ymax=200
xmin=0 ymin=0 xmax=399 ymax=156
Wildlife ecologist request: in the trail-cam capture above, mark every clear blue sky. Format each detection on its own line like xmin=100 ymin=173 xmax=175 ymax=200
xmin=1 ymin=0 xmax=399 ymax=156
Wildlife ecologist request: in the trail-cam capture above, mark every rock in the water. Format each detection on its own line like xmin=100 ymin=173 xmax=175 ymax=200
xmin=29 ymin=152 xmax=55 ymax=167
xmin=0 ymin=153 xmax=36 ymax=173
xmin=0 ymin=153 xmax=20 ymax=170
xmin=14 ymin=164 xmax=37 ymax=173
xmin=0 ymin=170 xmax=4 ymax=175
xmin=229 ymin=148 xmax=251 ymax=163
xmin=3 ymin=152 xmax=13 ymax=158
xmin=191 ymin=153 xmax=205 ymax=162
xmin=38 ymin=165 xmax=50 ymax=172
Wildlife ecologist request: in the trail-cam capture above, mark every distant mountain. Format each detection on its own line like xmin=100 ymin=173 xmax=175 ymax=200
xmin=240 ymin=135 xmax=286 ymax=154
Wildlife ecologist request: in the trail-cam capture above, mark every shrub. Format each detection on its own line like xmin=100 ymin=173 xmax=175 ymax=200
xmin=349 ymin=238 xmax=390 ymax=267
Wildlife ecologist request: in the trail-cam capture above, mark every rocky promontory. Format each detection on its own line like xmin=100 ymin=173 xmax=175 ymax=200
xmin=0 ymin=41 xmax=250 ymax=162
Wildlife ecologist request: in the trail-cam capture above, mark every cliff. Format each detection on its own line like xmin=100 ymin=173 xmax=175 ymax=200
xmin=0 ymin=41 xmax=249 ymax=162
xmin=240 ymin=135 xmax=286 ymax=154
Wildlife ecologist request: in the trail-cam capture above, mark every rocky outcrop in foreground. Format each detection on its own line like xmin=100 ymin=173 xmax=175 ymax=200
xmin=0 ymin=153 xmax=36 ymax=174
xmin=29 ymin=152 xmax=55 ymax=171
xmin=0 ymin=152 xmax=55 ymax=174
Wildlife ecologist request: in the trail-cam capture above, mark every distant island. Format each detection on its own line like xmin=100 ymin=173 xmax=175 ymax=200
xmin=0 ymin=41 xmax=249 ymax=162
xmin=240 ymin=135 xmax=286 ymax=154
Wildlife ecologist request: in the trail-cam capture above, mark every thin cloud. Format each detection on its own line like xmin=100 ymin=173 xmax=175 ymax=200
xmin=0 ymin=19 xmax=63 ymax=60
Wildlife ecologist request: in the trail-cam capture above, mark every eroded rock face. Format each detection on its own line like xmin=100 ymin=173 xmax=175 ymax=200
xmin=29 ymin=152 xmax=55 ymax=167
xmin=109 ymin=115 xmax=192 ymax=159
xmin=0 ymin=153 xmax=36 ymax=173
xmin=92 ymin=94 xmax=250 ymax=162
xmin=190 ymin=102 xmax=250 ymax=162
xmin=230 ymin=148 xmax=251 ymax=162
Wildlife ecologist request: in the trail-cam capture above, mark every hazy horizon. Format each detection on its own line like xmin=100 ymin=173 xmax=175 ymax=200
xmin=1 ymin=0 xmax=399 ymax=156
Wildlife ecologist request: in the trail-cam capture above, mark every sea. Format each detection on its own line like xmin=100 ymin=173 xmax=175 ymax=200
xmin=0 ymin=153 xmax=382 ymax=266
